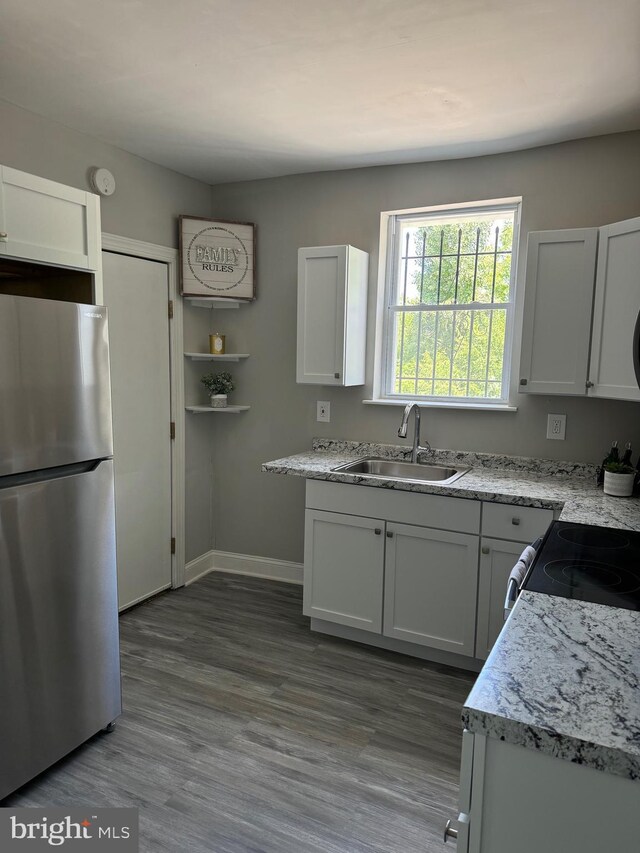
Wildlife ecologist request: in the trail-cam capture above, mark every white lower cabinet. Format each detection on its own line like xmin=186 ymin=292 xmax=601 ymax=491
xmin=475 ymin=538 xmax=529 ymax=660
xmin=451 ymin=732 xmax=638 ymax=853
xmin=303 ymin=481 xmax=482 ymax=659
xmin=303 ymin=509 xmax=384 ymax=632
xmin=303 ymin=480 xmax=554 ymax=665
xmin=384 ymin=523 xmax=478 ymax=656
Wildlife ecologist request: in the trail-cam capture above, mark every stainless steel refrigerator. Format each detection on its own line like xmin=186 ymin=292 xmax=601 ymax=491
xmin=0 ymin=294 xmax=121 ymax=801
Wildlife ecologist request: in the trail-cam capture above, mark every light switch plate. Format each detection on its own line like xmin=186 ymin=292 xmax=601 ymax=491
xmin=547 ymin=414 xmax=566 ymax=440
xmin=317 ymin=401 xmax=330 ymax=423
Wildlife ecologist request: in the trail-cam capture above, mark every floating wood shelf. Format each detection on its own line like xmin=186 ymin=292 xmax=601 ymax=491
xmin=184 ymin=353 xmax=250 ymax=363
xmin=185 ymin=405 xmax=250 ymax=414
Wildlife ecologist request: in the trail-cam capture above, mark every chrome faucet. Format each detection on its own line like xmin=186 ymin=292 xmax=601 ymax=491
xmin=397 ymin=403 xmax=431 ymax=463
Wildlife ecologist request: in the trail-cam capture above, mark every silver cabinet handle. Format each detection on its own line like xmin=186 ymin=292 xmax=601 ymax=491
xmin=334 ymin=372 xmax=340 ymax=379
xmin=511 ymin=517 xmax=520 ymax=525
xmin=586 ymin=380 xmax=594 ymax=388
xmin=444 ymin=820 xmax=458 ymax=843
xmin=481 ymin=545 xmax=490 ymax=555
xmin=374 ymin=528 xmax=382 ymax=535
xmin=0 ymin=232 xmax=7 ymax=241
xmin=386 ymin=531 xmax=394 ymax=538
xmin=519 ymin=378 xmax=528 ymax=386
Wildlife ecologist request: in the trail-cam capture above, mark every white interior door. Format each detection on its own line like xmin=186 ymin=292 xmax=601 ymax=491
xmin=102 ymin=251 xmax=172 ymax=609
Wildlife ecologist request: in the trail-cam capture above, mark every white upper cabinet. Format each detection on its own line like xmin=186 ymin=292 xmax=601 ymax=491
xmin=0 ymin=166 xmax=101 ymax=271
xmin=296 ymin=244 xmax=368 ymax=385
xmin=520 ymin=216 xmax=640 ymax=401
xmin=588 ymin=216 xmax=640 ymax=402
xmin=519 ymin=229 xmax=598 ymax=395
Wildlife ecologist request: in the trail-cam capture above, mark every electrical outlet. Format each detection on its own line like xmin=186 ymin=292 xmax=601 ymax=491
xmin=546 ymin=414 xmax=566 ymax=440
xmin=317 ymin=401 xmax=330 ymax=423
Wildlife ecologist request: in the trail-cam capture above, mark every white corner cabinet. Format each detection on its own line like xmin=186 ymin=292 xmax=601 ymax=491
xmin=296 ymin=244 xmax=368 ymax=386
xmin=519 ymin=215 xmax=640 ymax=401
xmin=449 ymin=731 xmax=638 ymax=853
xmin=303 ymin=481 xmax=553 ymax=665
xmin=0 ymin=165 xmax=101 ymax=271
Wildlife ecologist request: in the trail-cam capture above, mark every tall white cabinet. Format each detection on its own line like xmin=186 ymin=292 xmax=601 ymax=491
xmin=519 ymin=216 xmax=640 ymax=402
xmin=296 ymin=244 xmax=368 ymax=385
xmin=0 ymin=165 xmax=101 ymax=272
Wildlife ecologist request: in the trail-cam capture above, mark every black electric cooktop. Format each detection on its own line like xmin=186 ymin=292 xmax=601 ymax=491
xmin=523 ymin=520 xmax=640 ymax=611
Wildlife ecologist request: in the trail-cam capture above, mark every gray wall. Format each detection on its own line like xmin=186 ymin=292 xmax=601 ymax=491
xmin=0 ymin=99 xmax=216 ymax=562
xmin=2 ymin=100 xmax=639 ymax=566
xmin=208 ymin=131 xmax=640 ymax=564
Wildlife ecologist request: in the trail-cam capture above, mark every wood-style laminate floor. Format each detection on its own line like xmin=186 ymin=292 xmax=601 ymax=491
xmin=4 ymin=573 xmax=476 ymax=853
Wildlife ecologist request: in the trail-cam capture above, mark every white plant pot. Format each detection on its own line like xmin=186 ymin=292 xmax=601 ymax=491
xmin=210 ymin=394 xmax=228 ymax=408
xmin=603 ymin=470 xmax=634 ymax=497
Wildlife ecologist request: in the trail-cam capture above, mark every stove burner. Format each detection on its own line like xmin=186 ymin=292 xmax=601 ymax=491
xmin=543 ymin=559 xmax=640 ymax=595
xmin=557 ymin=526 xmax=630 ymax=549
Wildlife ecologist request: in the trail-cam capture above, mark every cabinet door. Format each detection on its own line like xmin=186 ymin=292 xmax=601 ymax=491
xmin=519 ymin=229 xmax=598 ymax=395
xmin=297 ymin=245 xmax=347 ymax=385
xmin=475 ymin=538 xmax=529 ymax=660
xmin=296 ymin=245 xmax=368 ymax=386
xmin=383 ymin=522 xmax=479 ymax=656
xmin=588 ymin=216 xmax=640 ymax=401
xmin=303 ymin=509 xmax=384 ymax=632
xmin=0 ymin=165 xmax=100 ymax=270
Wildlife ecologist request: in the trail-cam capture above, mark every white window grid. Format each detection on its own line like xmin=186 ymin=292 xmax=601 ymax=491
xmin=381 ymin=202 xmax=520 ymax=404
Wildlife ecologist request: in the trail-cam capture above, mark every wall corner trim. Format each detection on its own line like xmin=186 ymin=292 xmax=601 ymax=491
xmin=185 ymin=550 xmax=303 ymax=586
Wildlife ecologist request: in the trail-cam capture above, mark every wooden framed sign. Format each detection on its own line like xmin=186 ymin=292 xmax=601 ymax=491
xmin=180 ymin=215 xmax=256 ymax=301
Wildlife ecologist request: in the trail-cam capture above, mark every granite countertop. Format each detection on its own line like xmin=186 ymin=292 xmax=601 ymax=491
xmin=262 ymin=438 xmax=640 ymax=531
xmin=463 ymin=591 xmax=640 ymax=781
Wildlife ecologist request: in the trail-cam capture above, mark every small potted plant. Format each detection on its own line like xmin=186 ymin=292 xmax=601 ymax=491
xmin=603 ymin=461 xmax=635 ymax=497
xmin=201 ymin=371 xmax=234 ymax=408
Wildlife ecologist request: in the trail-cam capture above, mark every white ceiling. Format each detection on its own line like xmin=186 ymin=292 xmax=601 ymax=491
xmin=1 ymin=0 xmax=639 ymax=184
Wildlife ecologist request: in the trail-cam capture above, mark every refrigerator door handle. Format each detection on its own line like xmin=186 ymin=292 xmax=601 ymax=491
xmin=0 ymin=459 xmax=103 ymax=490
xmin=633 ymin=308 xmax=640 ymax=388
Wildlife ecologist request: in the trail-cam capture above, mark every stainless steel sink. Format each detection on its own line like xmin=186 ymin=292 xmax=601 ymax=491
xmin=332 ymin=457 xmax=469 ymax=485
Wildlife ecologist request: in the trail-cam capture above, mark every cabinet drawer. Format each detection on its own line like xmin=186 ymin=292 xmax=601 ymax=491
xmin=306 ymin=480 xmax=480 ymax=534
xmin=482 ymin=502 xmax=553 ymax=542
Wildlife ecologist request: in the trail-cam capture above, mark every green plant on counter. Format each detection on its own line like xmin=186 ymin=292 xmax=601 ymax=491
xmin=201 ymin=371 xmax=234 ymax=396
xmin=603 ymin=461 xmax=634 ymax=474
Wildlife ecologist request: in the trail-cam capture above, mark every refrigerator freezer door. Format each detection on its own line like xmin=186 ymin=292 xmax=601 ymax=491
xmin=0 ymin=294 xmax=113 ymax=476
xmin=0 ymin=460 xmax=121 ymax=800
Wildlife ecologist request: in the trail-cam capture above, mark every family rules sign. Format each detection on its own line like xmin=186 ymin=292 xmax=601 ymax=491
xmin=180 ymin=216 xmax=256 ymax=301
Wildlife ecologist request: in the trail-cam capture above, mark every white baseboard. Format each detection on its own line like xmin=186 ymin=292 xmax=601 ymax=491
xmin=185 ymin=549 xmax=303 ymax=586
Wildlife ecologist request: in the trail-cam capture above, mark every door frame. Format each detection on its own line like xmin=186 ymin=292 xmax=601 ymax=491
xmin=97 ymin=233 xmax=186 ymax=589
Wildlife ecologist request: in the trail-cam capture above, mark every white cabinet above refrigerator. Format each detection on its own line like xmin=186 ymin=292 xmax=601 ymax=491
xmin=0 ymin=164 xmax=101 ymax=272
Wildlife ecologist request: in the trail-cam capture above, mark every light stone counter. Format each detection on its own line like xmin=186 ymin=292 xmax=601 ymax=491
xmin=262 ymin=438 xmax=640 ymax=531
xmin=462 ymin=591 xmax=640 ymax=781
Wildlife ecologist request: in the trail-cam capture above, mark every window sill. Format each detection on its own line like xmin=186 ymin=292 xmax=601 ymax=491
xmin=363 ymin=399 xmax=518 ymax=412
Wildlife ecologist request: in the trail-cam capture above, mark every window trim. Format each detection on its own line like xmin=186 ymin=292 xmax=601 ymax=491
xmin=372 ymin=197 xmax=522 ymax=408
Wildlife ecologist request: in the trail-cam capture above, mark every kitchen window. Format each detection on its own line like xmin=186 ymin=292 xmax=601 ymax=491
xmin=375 ymin=199 xmax=521 ymax=407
